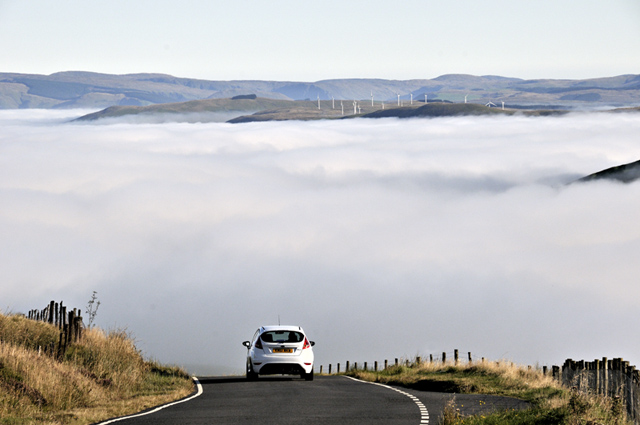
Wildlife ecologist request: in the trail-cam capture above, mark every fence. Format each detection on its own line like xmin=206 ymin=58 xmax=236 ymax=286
xmin=317 ymin=349 xmax=506 ymax=374
xmin=560 ymin=358 xmax=639 ymax=425
xmin=26 ymin=300 xmax=84 ymax=358
xmin=317 ymin=350 xmax=639 ymax=425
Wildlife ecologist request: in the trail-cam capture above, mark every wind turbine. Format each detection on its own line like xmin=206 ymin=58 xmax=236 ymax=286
xmin=501 ymin=101 xmax=505 ymax=110
xmin=332 ymin=96 xmax=335 ymax=109
xmin=464 ymin=94 xmax=469 ymax=104
xmin=425 ymin=94 xmax=428 ymax=104
xmin=485 ymin=101 xmax=497 ymax=108
xmin=353 ymin=100 xmax=357 ymax=115
xmin=397 ymin=93 xmax=400 ymax=106
xmin=410 ymin=93 xmax=413 ymax=105
xmin=341 ymin=100 xmax=344 ymax=115
xmin=317 ymin=94 xmax=320 ymax=110
xmin=371 ymin=91 xmax=374 ymax=107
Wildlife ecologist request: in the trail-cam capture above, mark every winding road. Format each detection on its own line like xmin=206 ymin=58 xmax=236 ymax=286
xmin=98 ymin=376 xmax=529 ymax=424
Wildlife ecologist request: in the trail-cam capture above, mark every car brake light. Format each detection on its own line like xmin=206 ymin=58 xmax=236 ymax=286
xmin=303 ymin=338 xmax=310 ymax=349
xmin=254 ymin=338 xmax=263 ymax=349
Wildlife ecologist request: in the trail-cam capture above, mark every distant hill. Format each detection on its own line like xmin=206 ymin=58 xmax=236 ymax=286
xmin=361 ymin=103 xmax=569 ymax=119
xmin=74 ymin=97 xmax=305 ymax=122
xmin=2 ymin=71 xmax=640 ymax=110
xmin=577 ymin=159 xmax=640 ymax=184
xmin=75 ymin=96 xmax=640 ymax=124
xmin=362 ymin=103 xmax=510 ymax=118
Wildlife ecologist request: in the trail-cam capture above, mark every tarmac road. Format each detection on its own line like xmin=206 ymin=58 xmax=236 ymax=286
xmin=97 ymin=375 xmax=530 ymax=425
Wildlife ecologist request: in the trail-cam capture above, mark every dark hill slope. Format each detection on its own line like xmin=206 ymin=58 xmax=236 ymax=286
xmin=361 ymin=103 xmax=568 ymax=119
xmin=577 ymin=159 xmax=640 ymax=184
xmin=362 ymin=103 xmax=512 ymax=118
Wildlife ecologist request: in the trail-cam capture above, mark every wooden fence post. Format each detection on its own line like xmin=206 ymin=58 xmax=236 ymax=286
xmin=468 ymin=352 xmax=472 ymax=364
xmin=67 ymin=310 xmax=75 ymax=343
xmin=600 ymin=357 xmax=609 ymax=395
xmin=454 ymin=349 xmax=459 ymax=365
xmin=75 ymin=315 xmax=82 ymax=340
xmin=329 ymin=364 xmax=332 ymax=374
xmin=442 ymin=352 xmax=446 ymax=364
xmin=58 ymin=302 xmax=64 ymax=329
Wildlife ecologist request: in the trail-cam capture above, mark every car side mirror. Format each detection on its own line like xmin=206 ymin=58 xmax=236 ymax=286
xmin=310 ymin=341 xmax=315 ymax=347
xmin=242 ymin=341 xmax=251 ymax=348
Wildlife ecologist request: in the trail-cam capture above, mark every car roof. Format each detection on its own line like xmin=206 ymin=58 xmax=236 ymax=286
xmin=260 ymin=325 xmax=305 ymax=333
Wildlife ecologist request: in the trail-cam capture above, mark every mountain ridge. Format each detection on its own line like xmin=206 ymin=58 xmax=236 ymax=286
xmin=1 ymin=71 xmax=639 ymax=110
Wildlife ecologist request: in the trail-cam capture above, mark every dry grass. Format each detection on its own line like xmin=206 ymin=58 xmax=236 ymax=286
xmin=346 ymin=358 xmax=631 ymax=425
xmin=0 ymin=312 xmax=193 ymax=424
xmin=349 ymin=359 xmax=562 ymax=402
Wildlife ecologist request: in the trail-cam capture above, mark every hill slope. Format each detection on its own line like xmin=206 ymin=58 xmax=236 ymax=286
xmin=74 ymin=97 xmax=305 ymax=122
xmin=361 ymin=103 xmax=570 ymax=119
xmin=0 ymin=311 xmax=193 ymax=424
xmin=577 ymin=158 xmax=640 ymax=183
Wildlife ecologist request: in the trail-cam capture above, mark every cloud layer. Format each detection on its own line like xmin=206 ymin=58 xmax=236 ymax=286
xmin=2 ymin=110 xmax=640 ymax=374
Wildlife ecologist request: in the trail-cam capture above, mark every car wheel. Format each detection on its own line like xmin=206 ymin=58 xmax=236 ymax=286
xmin=303 ymin=369 xmax=314 ymax=381
xmin=246 ymin=362 xmax=258 ymax=381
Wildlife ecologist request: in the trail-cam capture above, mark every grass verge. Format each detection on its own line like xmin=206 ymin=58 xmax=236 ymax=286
xmin=346 ymin=360 xmax=630 ymax=425
xmin=0 ymin=312 xmax=194 ymax=424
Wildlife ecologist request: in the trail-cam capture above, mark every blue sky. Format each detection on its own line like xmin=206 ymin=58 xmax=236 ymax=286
xmin=1 ymin=0 xmax=639 ymax=80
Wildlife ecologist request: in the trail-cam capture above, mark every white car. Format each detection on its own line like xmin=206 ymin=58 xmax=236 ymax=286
xmin=242 ymin=325 xmax=315 ymax=381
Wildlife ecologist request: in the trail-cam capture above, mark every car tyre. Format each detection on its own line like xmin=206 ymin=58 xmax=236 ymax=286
xmin=246 ymin=362 xmax=258 ymax=381
xmin=303 ymin=369 xmax=314 ymax=381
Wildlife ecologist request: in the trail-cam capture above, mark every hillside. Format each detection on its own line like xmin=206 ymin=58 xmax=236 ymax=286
xmin=75 ymin=97 xmax=307 ymax=122
xmin=361 ymin=103 xmax=570 ymax=119
xmin=0 ymin=311 xmax=193 ymax=424
xmin=2 ymin=71 xmax=640 ymax=110
xmin=362 ymin=103 xmax=511 ymax=118
xmin=348 ymin=361 xmax=631 ymax=425
xmin=577 ymin=158 xmax=640 ymax=183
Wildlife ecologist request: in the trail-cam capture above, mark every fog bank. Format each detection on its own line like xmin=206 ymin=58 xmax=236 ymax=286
xmin=2 ymin=110 xmax=640 ymax=374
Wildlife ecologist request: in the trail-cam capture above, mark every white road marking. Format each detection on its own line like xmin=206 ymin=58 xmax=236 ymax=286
xmin=95 ymin=377 xmax=203 ymax=424
xmin=344 ymin=376 xmax=429 ymax=424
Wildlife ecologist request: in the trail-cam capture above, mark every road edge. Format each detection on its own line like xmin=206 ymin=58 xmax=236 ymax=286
xmin=343 ymin=375 xmax=430 ymax=424
xmin=94 ymin=377 xmax=203 ymax=424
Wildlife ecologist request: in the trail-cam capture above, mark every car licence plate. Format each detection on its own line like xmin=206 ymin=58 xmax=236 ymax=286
xmin=273 ymin=348 xmax=293 ymax=353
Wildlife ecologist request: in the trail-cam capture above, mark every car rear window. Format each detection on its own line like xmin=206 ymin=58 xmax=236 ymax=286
xmin=260 ymin=331 xmax=304 ymax=343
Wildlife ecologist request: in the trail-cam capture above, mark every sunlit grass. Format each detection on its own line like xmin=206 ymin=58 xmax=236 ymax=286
xmin=346 ymin=358 xmax=631 ymax=425
xmin=0 ymin=312 xmax=193 ymax=424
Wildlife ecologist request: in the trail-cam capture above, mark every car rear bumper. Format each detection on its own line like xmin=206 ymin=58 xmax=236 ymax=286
xmin=253 ymin=358 xmax=313 ymax=375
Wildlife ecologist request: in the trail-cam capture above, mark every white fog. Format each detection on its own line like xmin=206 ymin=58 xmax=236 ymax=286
xmin=2 ymin=110 xmax=639 ymax=375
